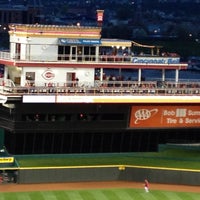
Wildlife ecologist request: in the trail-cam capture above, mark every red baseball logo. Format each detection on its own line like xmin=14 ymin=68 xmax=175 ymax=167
xmin=42 ymin=70 xmax=55 ymax=80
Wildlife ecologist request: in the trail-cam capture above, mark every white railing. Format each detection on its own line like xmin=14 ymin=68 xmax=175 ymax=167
xmin=1 ymin=80 xmax=199 ymax=96
xmin=0 ymin=51 xmax=10 ymax=60
xmin=0 ymin=51 xmax=133 ymax=63
xmin=0 ymin=78 xmax=15 ymax=87
xmin=0 ymin=51 xmax=182 ymax=65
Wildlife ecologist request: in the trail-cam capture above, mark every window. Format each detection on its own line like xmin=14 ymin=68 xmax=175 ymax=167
xmin=58 ymin=46 xmax=70 ymax=60
xmin=25 ymin=72 xmax=35 ymax=86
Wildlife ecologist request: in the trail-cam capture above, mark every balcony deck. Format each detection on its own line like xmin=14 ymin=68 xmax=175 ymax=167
xmin=0 ymin=51 xmax=187 ymax=69
xmin=0 ymin=80 xmax=200 ymax=104
xmin=0 ymin=50 xmax=199 ymax=103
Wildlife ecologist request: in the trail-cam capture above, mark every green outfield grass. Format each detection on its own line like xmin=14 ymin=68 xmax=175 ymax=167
xmin=0 ymin=188 xmax=199 ymax=200
xmin=15 ymin=147 xmax=200 ymax=170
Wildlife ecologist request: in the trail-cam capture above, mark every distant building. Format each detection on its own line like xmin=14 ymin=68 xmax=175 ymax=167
xmin=0 ymin=0 xmax=43 ymax=32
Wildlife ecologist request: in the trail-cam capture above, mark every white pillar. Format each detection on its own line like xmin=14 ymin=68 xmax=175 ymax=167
xmin=3 ymin=66 xmax=8 ymax=79
xmin=95 ymin=46 xmax=99 ymax=62
xmin=20 ymin=67 xmax=24 ymax=86
xmin=138 ymin=68 xmax=141 ymax=83
xmin=162 ymin=69 xmax=165 ymax=81
xmin=100 ymin=68 xmax=103 ymax=81
xmin=175 ymin=69 xmax=179 ymax=83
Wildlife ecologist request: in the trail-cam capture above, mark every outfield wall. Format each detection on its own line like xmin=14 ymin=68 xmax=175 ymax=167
xmin=18 ymin=167 xmax=119 ymax=184
xmin=17 ymin=166 xmax=200 ymax=186
xmin=120 ymin=167 xmax=200 ymax=186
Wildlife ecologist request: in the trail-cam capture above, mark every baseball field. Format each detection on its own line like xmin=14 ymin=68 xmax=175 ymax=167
xmin=0 ymin=181 xmax=199 ymax=199
xmin=0 ymin=145 xmax=199 ymax=199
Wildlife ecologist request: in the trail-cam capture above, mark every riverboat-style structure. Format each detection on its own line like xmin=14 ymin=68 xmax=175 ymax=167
xmin=0 ymin=12 xmax=199 ymax=155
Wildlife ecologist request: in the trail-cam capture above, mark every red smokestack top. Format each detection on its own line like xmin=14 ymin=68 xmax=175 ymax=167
xmin=96 ymin=10 xmax=104 ymax=27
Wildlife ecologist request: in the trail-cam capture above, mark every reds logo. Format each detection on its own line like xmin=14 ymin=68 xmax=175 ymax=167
xmin=42 ymin=70 xmax=55 ymax=80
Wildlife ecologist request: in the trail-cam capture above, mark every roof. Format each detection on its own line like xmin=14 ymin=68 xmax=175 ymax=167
xmin=9 ymin=24 xmax=102 ymax=39
xmin=101 ymin=39 xmax=132 ymax=48
xmin=100 ymin=39 xmax=161 ymax=49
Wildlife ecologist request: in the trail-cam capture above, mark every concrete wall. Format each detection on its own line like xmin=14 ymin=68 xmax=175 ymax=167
xmin=119 ymin=167 xmax=200 ymax=186
xmin=18 ymin=167 xmax=121 ymax=184
xmin=17 ymin=166 xmax=200 ymax=186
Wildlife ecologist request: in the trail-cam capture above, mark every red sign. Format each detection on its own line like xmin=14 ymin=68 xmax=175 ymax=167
xmin=129 ymin=105 xmax=200 ymax=128
xmin=42 ymin=70 xmax=55 ymax=80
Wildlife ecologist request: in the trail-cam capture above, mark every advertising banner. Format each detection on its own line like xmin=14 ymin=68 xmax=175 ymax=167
xmin=59 ymin=38 xmax=101 ymax=45
xmin=132 ymin=57 xmax=180 ymax=64
xmin=0 ymin=157 xmax=14 ymax=163
xmin=129 ymin=105 xmax=200 ymax=128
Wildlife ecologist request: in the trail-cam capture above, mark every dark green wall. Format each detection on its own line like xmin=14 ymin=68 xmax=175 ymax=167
xmin=0 ymin=128 xmax=4 ymax=149
xmin=17 ymin=166 xmax=200 ymax=186
xmin=18 ymin=167 xmax=120 ymax=184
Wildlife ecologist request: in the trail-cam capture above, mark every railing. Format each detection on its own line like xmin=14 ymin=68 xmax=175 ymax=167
xmin=1 ymin=80 xmax=200 ymax=96
xmin=0 ymin=51 xmax=10 ymax=60
xmin=0 ymin=50 xmax=132 ymax=62
xmin=0 ymin=51 xmax=181 ymax=64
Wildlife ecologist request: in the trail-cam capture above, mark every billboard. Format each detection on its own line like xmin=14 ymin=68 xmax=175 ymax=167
xmin=129 ymin=105 xmax=200 ymax=128
xmin=132 ymin=57 xmax=180 ymax=64
xmin=0 ymin=157 xmax=14 ymax=163
xmin=59 ymin=38 xmax=101 ymax=45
